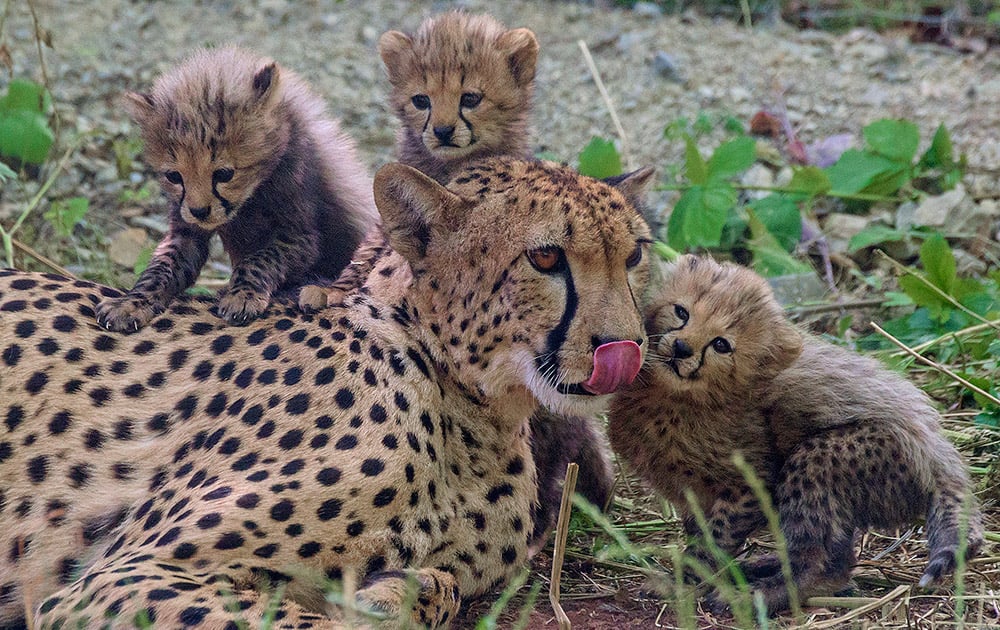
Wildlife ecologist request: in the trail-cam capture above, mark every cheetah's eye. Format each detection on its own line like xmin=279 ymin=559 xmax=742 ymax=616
xmin=213 ymin=168 xmax=234 ymax=184
xmin=411 ymin=94 xmax=431 ymax=110
xmin=625 ymin=243 xmax=643 ymax=269
xmin=674 ymin=304 xmax=689 ymax=323
xmin=711 ymin=337 xmax=733 ymax=354
xmin=527 ymin=246 xmax=565 ymax=273
xmin=460 ymin=92 xmax=482 ymax=108
xmin=164 ymin=170 xmax=183 ymax=185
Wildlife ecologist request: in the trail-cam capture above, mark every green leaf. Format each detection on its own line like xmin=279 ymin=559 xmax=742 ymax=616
xmin=134 ymin=244 xmax=155 ymax=276
xmin=748 ymin=195 xmax=801 ymax=252
xmin=863 ymin=119 xmax=920 ymax=163
xmin=43 ymin=197 xmax=89 ymax=238
xmin=701 ymin=182 xmax=737 ymax=213
xmin=0 ymin=78 xmax=52 ymax=115
xmin=898 ymin=275 xmax=950 ymax=321
xmin=0 ymin=110 xmax=54 ymax=164
xmin=825 ymin=149 xmax=898 ymax=194
xmin=666 ymin=185 xmax=729 ymax=250
xmin=919 ymin=233 xmax=955 ymax=294
xmin=746 ymin=210 xmax=813 ymax=277
xmin=706 ymin=136 xmax=756 ymax=181
xmin=0 ymin=161 xmax=15 ymax=182
xmin=577 ymin=137 xmax=622 ymax=179
xmin=683 ymin=136 xmax=708 ymax=185
xmin=787 ymin=166 xmax=831 ymax=197
xmin=847 ymin=224 xmax=907 ymax=253
xmin=651 ymin=240 xmax=680 ymax=261
xmin=919 ymin=123 xmax=953 ymax=169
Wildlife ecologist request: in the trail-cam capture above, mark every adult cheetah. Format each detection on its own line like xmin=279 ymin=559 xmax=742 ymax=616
xmin=0 ymin=158 xmax=652 ymax=628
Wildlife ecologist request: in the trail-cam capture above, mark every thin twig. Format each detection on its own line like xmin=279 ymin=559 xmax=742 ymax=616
xmin=906 ymin=319 xmax=1000 ymax=356
xmin=12 ymin=236 xmax=74 ymax=277
xmin=549 ymin=462 xmax=579 ymax=630
xmin=577 ymin=39 xmax=632 ymax=171
xmin=24 ymin=0 xmax=59 ymax=139
xmin=871 ymin=322 xmax=1000 ymax=407
xmin=785 ymin=298 xmax=888 ymax=316
xmin=796 ymin=585 xmax=911 ymax=629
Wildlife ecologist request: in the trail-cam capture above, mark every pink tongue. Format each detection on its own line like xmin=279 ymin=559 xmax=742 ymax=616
xmin=582 ymin=340 xmax=643 ymax=395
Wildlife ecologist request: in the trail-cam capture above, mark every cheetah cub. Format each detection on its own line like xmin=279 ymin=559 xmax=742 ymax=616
xmin=96 ymin=46 xmax=375 ymax=332
xmin=610 ymin=255 xmax=983 ymax=614
xmin=300 ymin=11 xmax=539 ymax=311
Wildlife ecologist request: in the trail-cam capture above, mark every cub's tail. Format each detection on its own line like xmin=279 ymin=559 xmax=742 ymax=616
xmin=919 ymin=454 xmax=983 ymax=587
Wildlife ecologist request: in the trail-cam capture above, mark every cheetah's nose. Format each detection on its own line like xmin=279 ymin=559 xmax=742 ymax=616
xmin=581 ymin=340 xmax=643 ymax=395
xmin=189 ymin=206 xmax=210 ymax=221
xmin=433 ymin=126 xmax=455 ymax=143
xmin=672 ymin=339 xmax=693 ymax=360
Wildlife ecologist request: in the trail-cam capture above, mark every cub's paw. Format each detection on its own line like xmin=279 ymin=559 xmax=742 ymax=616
xmin=216 ymin=287 xmax=270 ymax=326
xmin=297 ymin=284 xmax=330 ymax=313
xmin=95 ymin=295 xmax=164 ymax=333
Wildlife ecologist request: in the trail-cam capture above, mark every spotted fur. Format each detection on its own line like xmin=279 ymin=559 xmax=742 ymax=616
xmin=610 ymin=255 xmax=984 ymax=614
xmin=0 ymin=158 xmax=651 ymax=628
xmin=96 ymin=46 xmax=376 ymax=332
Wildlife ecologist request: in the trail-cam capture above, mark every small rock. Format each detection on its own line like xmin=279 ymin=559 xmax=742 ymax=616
xmin=823 ymin=212 xmax=870 ymax=253
xmin=895 ymin=200 xmax=918 ymax=231
xmin=729 ymin=86 xmax=751 ymax=102
xmin=740 ymin=163 xmax=774 ymax=200
xmin=616 ymin=32 xmax=643 ymax=53
xmin=952 ymin=248 xmax=987 ymax=276
xmin=652 ymin=51 xmax=684 ymax=82
xmin=129 ymin=215 xmax=169 ymax=235
xmin=912 ymin=184 xmax=971 ymax=227
xmin=631 ymin=2 xmax=663 ymax=18
xmin=108 ymin=227 xmax=149 ymax=268
xmin=768 ymin=272 xmax=829 ymax=306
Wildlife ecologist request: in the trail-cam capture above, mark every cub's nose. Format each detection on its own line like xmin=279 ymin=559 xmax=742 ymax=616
xmin=672 ymin=339 xmax=693 ymax=360
xmin=189 ymin=206 xmax=210 ymax=221
xmin=433 ymin=126 xmax=455 ymax=143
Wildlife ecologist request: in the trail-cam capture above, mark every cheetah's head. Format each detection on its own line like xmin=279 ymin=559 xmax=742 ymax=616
xmin=373 ymin=158 xmax=653 ymax=417
xmin=124 ymin=47 xmax=291 ymax=231
xmin=643 ymin=255 xmax=803 ymax=398
xmin=379 ymin=12 xmax=537 ymax=163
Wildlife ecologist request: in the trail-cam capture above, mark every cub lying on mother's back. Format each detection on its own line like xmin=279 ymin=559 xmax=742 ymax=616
xmin=0 ymin=158 xmax=652 ymax=629
xmin=611 ymin=255 xmax=982 ymax=614
xmin=96 ymin=46 xmax=375 ymax=332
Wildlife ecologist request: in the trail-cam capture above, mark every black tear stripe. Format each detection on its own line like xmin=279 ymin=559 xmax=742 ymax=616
xmin=533 ymin=259 xmax=577 ymax=386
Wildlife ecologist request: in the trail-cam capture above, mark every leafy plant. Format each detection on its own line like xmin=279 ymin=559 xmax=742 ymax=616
xmin=43 ymin=196 xmax=88 ymax=238
xmin=0 ymin=78 xmax=54 ymax=167
xmin=577 ymin=136 xmax=622 ymax=179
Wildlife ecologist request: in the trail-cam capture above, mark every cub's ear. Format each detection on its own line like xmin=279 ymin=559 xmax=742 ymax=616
xmin=603 ymin=166 xmax=656 ymax=219
xmin=773 ymin=325 xmax=804 ymax=372
xmin=497 ymin=27 xmax=538 ymax=87
xmin=378 ymin=30 xmax=414 ymax=85
xmin=122 ymin=92 xmax=157 ymax=122
xmin=373 ymin=163 xmax=469 ymax=264
xmin=251 ymin=62 xmax=281 ymax=108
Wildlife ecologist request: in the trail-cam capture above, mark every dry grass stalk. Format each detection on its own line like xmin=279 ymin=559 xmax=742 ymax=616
xmin=549 ymin=462 xmax=579 ymax=630
xmin=576 ymin=40 xmax=632 ymax=170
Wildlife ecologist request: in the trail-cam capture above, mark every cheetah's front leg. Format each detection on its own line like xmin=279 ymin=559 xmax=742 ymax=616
xmin=217 ymin=229 xmax=320 ymax=325
xmin=96 ymin=225 xmax=211 ymax=333
xmin=354 ymin=568 xmax=461 ymax=629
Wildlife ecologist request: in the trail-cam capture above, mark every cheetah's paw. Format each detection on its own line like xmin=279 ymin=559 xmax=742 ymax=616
xmin=95 ymin=295 xmax=163 ymax=333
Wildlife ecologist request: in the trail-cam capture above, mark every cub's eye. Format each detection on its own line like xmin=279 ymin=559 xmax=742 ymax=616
xmin=711 ymin=337 xmax=733 ymax=354
xmin=527 ymin=246 xmax=565 ymax=273
xmin=164 ymin=170 xmax=183 ymax=185
xmin=213 ymin=168 xmax=234 ymax=183
xmin=625 ymin=243 xmax=643 ymax=268
xmin=460 ymin=92 xmax=482 ymax=108
xmin=674 ymin=304 xmax=689 ymax=322
xmin=411 ymin=94 xmax=431 ymax=110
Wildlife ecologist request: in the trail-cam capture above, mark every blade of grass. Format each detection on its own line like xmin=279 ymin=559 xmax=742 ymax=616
xmin=549 ymin=462 xmax=579 ymax=630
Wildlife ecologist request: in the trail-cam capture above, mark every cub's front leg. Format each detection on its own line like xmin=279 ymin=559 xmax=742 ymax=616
xmin=217 ymin=229 xmax=320 ymax=325
xmin=96 ymin=224 xmax=211 ymax=332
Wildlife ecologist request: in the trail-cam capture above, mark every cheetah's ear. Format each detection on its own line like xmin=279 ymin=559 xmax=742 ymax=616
xmin=497 ymin=28 xmax=538 ymax=87
xmin=374 ymin=163 xmax=469 ymax=264
xmin=122 ymin=92 xmax=157 ymax=122
xmin=251 ymin=62 xmax=281 ymax=108
xmin=603 ymin=166 xmax=656 ymax=221
xmin=379 ymin=30 xmax=414 ymax=86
